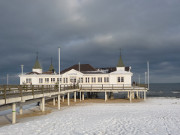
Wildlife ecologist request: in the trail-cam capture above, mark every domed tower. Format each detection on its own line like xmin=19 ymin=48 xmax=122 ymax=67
xmin=32 ymin=52 xmax=42 ymax=73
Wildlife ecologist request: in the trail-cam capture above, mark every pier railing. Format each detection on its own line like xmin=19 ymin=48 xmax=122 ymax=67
xmin=79 ymin=84 xmax=147 ymax=90
xmin=0 ymin=84 xmax=148 ymax=105
xmin=0 ymin=84 xmax=79 ymax=102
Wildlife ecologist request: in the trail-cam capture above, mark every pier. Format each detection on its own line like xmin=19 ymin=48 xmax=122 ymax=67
xmin=0 ymin=84 xmax=147 ymax=124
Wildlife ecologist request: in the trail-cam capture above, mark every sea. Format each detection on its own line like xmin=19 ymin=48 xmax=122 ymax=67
xmin=148 ymin=83 xmax=180 ymax=98
xmin=96 ymin=83 xmax=180 ymax=99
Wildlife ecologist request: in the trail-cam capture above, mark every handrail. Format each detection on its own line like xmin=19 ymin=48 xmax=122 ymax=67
xmin=0 ymin=84 xmax=79 ymax=102
xmin=0 ymin=84 xmax=147 ymax=105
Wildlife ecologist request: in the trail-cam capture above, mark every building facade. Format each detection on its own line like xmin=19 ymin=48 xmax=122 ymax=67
xmin=19 ymin=55 xmax=133 ymax=87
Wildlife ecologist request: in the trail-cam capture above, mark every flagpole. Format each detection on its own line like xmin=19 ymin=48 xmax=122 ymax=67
xmin=58 ymin=48 xmax=60 ymax=93
xmin=147 ymin=61 xmax=149 ymax=90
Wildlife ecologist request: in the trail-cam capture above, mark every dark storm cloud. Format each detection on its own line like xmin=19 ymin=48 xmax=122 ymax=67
xmin=0 ymin=0 xmax=180 ymax=84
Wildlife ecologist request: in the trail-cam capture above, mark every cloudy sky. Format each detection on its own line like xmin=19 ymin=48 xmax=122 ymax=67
xmin=0 ymin=0 xmax=180 ymax=84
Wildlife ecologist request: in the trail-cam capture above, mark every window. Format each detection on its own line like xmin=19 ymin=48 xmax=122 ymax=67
xmin=107 ymin=77 xmax=109 ymax=82
xmin=45 ymin=78 xmax=49 ymax=83
xmin=26 ymin=78 xmax=32 ymax=83
xmin=80 ymin=78 xmax=83 ymax=83
xmin=39 ymin=78 xmax=43 ymax=83
xmin=117 ymin=77 xmax=124 ymax=82
xmin=66 ymin=78 xmax=68 ymax=83
xmin=121 ymin=77 xmax=124 ymax=82
xmin=98 ymin=77 xmax=102 ymax=83
xmin=51 ymin=78 xmax=55 ymax=83
xmin=117 ymin=77 xmax=121 ymax=82
xmin=92 ymin=77 xmax=96 ymax=83
xmin=104 ymin=77 xmax=109 ymax=83
xmin=85 ymin=77 xmax=89 ymax=83
xmin=63 ymin=78 xmax=65 ymax=83
xmin=94 ymin=77 xmax=96 ymax=83
xmin=70 ymin=78 xmax=74 ymax=83
xmin=57 ymin=78 xmax=62 ymax=83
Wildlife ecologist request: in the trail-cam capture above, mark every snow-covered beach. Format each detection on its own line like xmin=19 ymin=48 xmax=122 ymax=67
xmin=0 ymin=97 xmax=180 ymax=135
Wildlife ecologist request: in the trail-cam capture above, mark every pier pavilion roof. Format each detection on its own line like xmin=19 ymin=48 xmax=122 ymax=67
xmin=61 ymin=64 xmax=96 ymax=74
xmin=26 ymin=72 xmax=40 ymax=75
xmin=42 ymin=71 xmax=56 ymax=75
xmin=96 ymin=67 xmax=130 ymax=73
xmin=81 ymin=71 xmax=105 ymax=74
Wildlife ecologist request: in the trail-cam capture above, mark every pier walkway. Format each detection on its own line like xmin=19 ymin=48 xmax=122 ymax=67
xmin=0 ymin=84 xmax=148 ymax=124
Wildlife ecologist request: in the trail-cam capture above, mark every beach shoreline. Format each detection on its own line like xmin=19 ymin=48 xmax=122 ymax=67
xmin=0 ymin=97 xmax=180 ymax=127
xmin=0 ymin=97 xmax=180 ymax=135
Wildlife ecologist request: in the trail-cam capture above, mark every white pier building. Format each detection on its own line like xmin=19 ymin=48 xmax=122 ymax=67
xmin=19 ymin=54 xmax=133 ymax=87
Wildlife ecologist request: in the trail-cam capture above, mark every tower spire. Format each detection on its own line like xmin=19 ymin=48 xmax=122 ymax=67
xmin=120 ymin=48 xmax=122 ymax=57
xmin=117 ymin=48 xmax=125 ymax=67
xmin=33 ymin=52 xmax=42 ymax=69
xmin=36 ymin=51 xmax=39 ymax=60
xmin=32 ymin=51 xmax=42 ymax=73
xmin=48 ymin=57 xmax=55 ymax=72
xmin=51 ymin=57 xmax=52 ymax=65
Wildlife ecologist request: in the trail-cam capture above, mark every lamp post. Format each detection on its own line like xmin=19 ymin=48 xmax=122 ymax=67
xmin=145 ymin=72 xmax=147 ymax=84
xmin=21 ymin=65 xmax=24 ymax=75
xmin=58 ymin=47 xmax=61 ymax=110
xmin=7 ymin=74 xmax=8 ymax=85
xmin=147 ymin=61 xmax=150 ymax=90
xmin=58 ymin=48 xmax=60 ymax=93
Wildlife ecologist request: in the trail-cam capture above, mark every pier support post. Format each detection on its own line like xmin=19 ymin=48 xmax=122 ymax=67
xmin=105 ymin=91 xmax=107 ymax=102
xmin=67 ymin=92 xmax=70 ymax=106
xmin=19 ymin=103 xmax=23 ymax=115
xmin=58 ymin=94 xmax=61 ymax=110
xmin=80 ymin=91 xmax=81 ymax=102
xmin=139 ymin=92 xmax=141 ymax=99
xmin=82 ymin=92 xmax=84 ymax=101
xmin=53 ymin=98 xmax=56 ymax=106
xmin=132 ymin=92 xmax=135 ymax=99
xmin=136 ymin=91 xmax=139 ymax=99
xmin=74 ymin=91 xmax=76 ymax=102
xmin=42 ymin=97 xmax=45 ymax=112
xmin=109 ymin=92 xmax=114 ymax=99
xmin=12 ymin=103 xmax=16 ymax=124
xmin=62 ymin=95 xmax=64 ymax=102
xmin=127 ymin=92 xmax=130 ymax=99
xmin=130 ymin=91 xmax=132 ymax=103
xmin=144 ymin=91 xmax=146 ymax=101
xmin=40 ymin=101 xmax=42 ymax=111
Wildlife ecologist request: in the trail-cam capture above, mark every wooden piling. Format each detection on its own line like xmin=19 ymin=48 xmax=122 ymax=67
xmin=53 ymin=98 xmax=56 ymax=106
xmin=58 ymin=94 xmax=61 ymax=110
xmin=82 ymin=92 xmax=84 ymax=100
xmin=12 ymin=103 xmax=16 ymax=124
xmin=42 ymin=97 xmax=45 ymax=112
xmin=74 ymin=91 xmax=76 ymax=102
xmin=67 ymin=92 xmax=70 ymax=106
xmin=19 ymin=103 xmax=23 ymax=115
xmin=144 ymin=91 xmax=146 ymax=100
